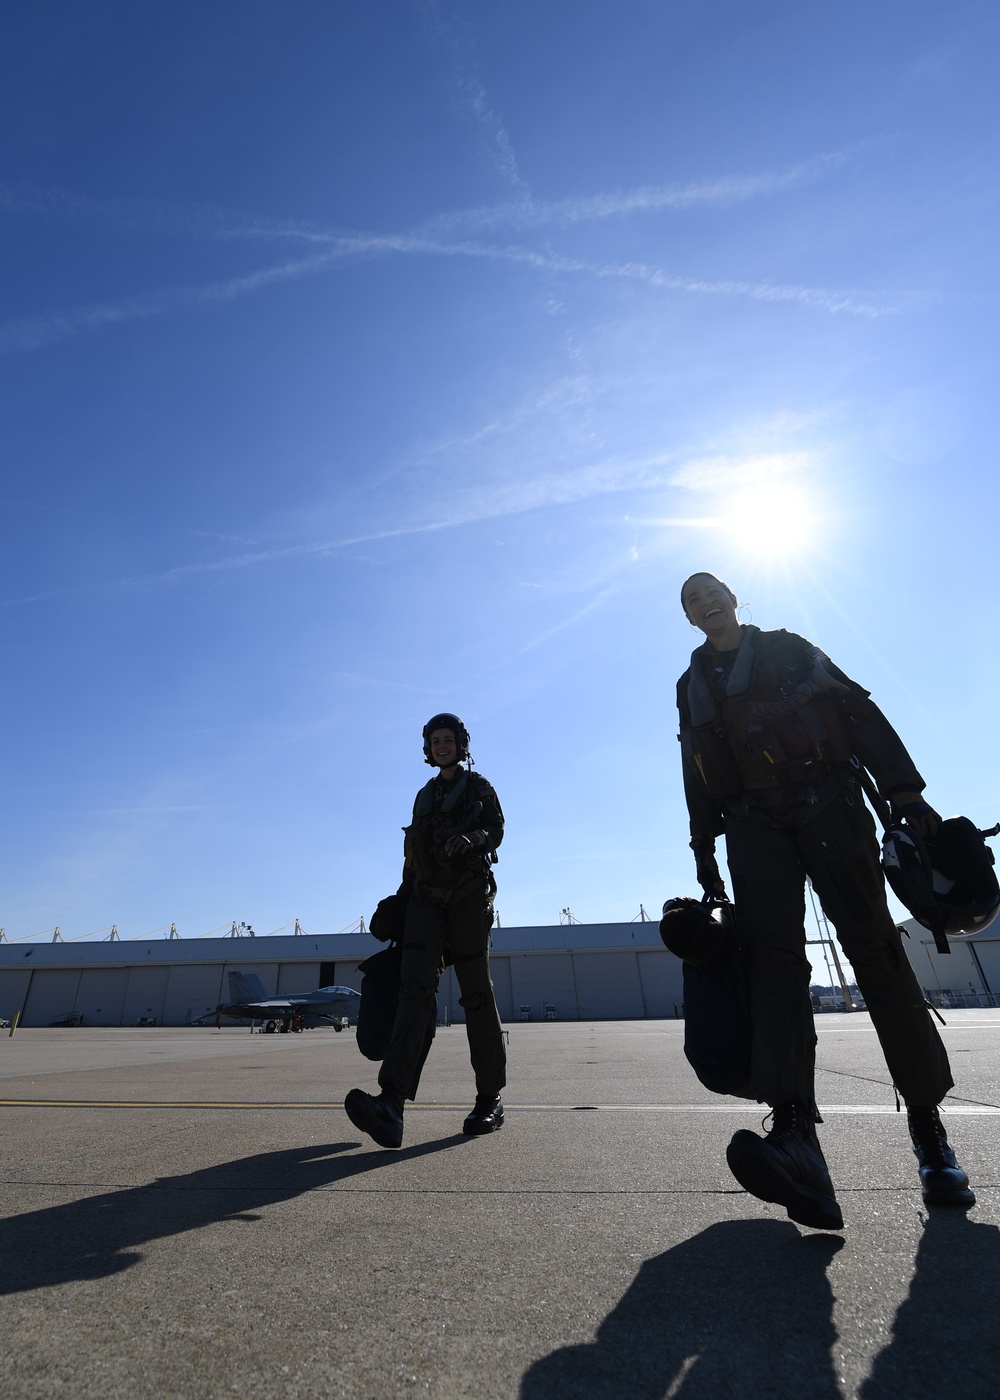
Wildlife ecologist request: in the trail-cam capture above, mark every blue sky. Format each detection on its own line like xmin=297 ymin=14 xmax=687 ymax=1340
xmin=1 ymin=1 xmax=998 ymax=954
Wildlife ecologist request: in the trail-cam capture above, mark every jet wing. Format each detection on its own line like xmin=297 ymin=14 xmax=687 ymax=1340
xmin=209 ymin=985 xmax=362 ymax=1025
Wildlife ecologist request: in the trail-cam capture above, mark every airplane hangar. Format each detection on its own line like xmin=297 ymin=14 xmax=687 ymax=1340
xmin=0 ymin=920 xmax=688 ymax=1028
xmin=0 ymin=916 xmax=996 ymax=1028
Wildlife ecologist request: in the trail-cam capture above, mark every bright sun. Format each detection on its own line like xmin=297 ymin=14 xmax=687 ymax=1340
xmin=722 ymin=483 xmax=820 ymax=557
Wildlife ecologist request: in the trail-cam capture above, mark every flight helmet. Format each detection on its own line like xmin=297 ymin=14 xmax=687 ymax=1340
xmin=659 ymin=895 xmax=737 ymax=967
xmin=882 ymin=816 xmax=1000 ymax=949
xmin=422 ymin=712 xmax=471 ymax=765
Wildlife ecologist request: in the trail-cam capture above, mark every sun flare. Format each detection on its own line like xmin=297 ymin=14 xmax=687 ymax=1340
xmin=722 ymin=483 xmax=820 ymax=558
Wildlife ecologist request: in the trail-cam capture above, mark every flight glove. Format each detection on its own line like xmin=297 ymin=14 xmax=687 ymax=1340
xmin=445 ymin=831 xmax=484 ymax=856
xmin=691 ymin=838 xmax=727 ymax=898
xmin=889 ymin=789 xmax=942 ymax=840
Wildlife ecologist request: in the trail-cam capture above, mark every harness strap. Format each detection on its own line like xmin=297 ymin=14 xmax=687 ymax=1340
xmin=724 ymin=772 xmax=850 ymax=827
xmin=687 ymin=626 xmax=761 ymax=726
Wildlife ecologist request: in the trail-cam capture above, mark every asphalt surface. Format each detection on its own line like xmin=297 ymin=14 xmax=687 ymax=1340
xmin=1 ymin=1012 xmax=998 ymax=1399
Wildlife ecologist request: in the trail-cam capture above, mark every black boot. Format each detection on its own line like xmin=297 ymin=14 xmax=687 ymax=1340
xmin=345 ymin=1087 xmax=403 ymax=1149
xmin=907 ymin=1106 xmax=976 ymax=1207
xmin=463 ymin=1094 xmax=505 ymax=1135
xmin=727 ymin=1101 xmax=844 ymax=1231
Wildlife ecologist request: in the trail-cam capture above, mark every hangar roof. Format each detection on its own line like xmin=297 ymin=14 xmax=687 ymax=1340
xmin=0 ymin=920 xmax=666 ymax=970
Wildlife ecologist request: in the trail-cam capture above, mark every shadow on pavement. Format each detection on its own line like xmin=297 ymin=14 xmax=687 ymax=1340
xmin=0 ymin=1134 xmax=465 ymax=1294
xmin=521 ymin=1219 xmax=844 ymax=1399
xmin=861 ymin=1208 xmax=1000 ymax=1399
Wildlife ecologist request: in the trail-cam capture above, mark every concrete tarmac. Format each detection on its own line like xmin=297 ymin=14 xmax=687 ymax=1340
xmin=0 ymin=1012 xmax=998 ymax=1399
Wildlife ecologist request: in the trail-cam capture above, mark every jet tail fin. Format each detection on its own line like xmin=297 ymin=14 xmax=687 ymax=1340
xmin=229 ymin=971 xmax=268 ymax=1002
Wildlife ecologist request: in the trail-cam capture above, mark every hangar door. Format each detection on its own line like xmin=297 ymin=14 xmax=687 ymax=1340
xmin=435 ymin=959 xmax=513 ymax=1025
xmin=573 ymin=952 xmax=644 ymax=1019
xmin=509 ymin=954 xmax=578 ymax=1022
xmin=636 ymin=950 xmax=685 ymax=1019
xmin=0 ymin=970 xmax=33 ymax=1023
xmin=278 ymin=963 xmax=319 ymax=994
xmin=121 ymin=967 xmax=170 ymax=1025
xmin=161 ymin=965 xmax=225 ymax=1025
xmin=74 ymin=969 xmax=130 ymax=1027
xmin=490 ymin=957 xmax=513 ymax=1023
xmin=22 ymin=969 xmax=82 ymax=1026
xmin=333 ymin=962 xmax=365 ymax=991
xmin=438 ymin=966 xmax=458 ymax=1023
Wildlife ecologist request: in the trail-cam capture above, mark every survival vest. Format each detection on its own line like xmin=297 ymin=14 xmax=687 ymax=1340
xmin=679 ymin=627 xmax=857 ymax=797
xmin=403 ymin=769 xmax=502 ymax=905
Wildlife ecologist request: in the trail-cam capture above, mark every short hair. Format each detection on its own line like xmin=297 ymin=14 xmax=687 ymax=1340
xmin=680 ymin=572 xmax=736 ymax=615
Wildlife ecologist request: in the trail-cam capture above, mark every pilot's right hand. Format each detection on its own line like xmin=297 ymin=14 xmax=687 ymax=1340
xmin=889 ymin=790 xmax=942 ymax=840
xmin=693 ymin=843 xmax=727 ymax=899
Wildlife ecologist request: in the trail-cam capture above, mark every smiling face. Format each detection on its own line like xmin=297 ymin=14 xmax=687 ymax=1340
xmin=681 ymin=572 xmax=740 ymax=646
xmin=428 ymin=727 xmax=458 ymax=769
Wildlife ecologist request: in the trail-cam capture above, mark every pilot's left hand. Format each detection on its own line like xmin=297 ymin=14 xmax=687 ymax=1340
xmin=890 ymin=789 xmax=942 ymax=840
xmin=445 ymin=831 xmax=483 ymax=857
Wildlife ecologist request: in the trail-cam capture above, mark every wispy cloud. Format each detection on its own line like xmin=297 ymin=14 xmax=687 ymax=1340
xmin=521 ymin=587 xmax=618 ymax=653
xmin=670 ymin=452 xmax=812 ymax=492
xmin=0 ymin=126 xmax=908 ymax=356
xmin=185 ymin=528 xmax=260 ymax=546
xmin=0 ymin=521 xmax=452 ymax=607
xmin=398 ymin=372 xmax=594 ymax=472
xmin=0 ymin=143 xmax=875 ymax=246
xmin=450 ymin=240 xmax=908 ymax=316
xmin=0 ymin=225 xmax=909 ymax=356
xmin=0 ymin=441 xmax=682 ymax=609
xmin=635 ymin=516 xmax=729 ymax=528
xmin=0 ymin=248 xmax=347 ymax=353
xmin=327 ymin=670 xmax=438 ymax=695
xmin=0 ymin=512 xmax=500 ymax=609
xmin=444 ymin=448 xmax=676 ymax=520
xmin=0 ymin=180 xmax=271 ymax=239
xmin=418 ymin=0 xmax=529 ymax=197
xmin=418 ymin=143 xmax=876 ymax=238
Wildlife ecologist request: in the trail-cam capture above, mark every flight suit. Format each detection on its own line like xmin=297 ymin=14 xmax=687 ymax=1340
xmin=378 ymin=768 xmax=506 ymax=1103
xmin=677 ymin=625 xmax=952 ymax=1115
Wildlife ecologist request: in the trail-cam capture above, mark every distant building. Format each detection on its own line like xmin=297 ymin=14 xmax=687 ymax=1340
xmin=810 ymin=985 xmax=863 ymax=1012
xmin=896 ymin=916 xmax=1000 ymax=1008
xmin=0 ymin=920 xmax=685 ymax=1028
xmin=2 ymin=912 xmax=994 ymax=1027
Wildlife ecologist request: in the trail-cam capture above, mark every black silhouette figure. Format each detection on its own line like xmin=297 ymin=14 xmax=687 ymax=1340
xmin=862 ymin=1209 xmax=1000 ymax=1399
xmin=0 ymin=1135 xmax=465 ymax=1295
xmin=521 ymin=1219 xmax=844 ymax=1399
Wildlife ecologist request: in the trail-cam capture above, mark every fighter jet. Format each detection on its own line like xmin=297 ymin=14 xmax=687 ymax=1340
xmin=208 ymin=971 xmax=361 ymax=1033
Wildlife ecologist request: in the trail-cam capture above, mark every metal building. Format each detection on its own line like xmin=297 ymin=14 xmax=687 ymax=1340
xmin=0 ymin=920 xmax=687 ymax=1028
xmin=3 ymin=914 xmax=995 ymax=1029
xmin=896 ymin=917 xmax=1000 ymax=1007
